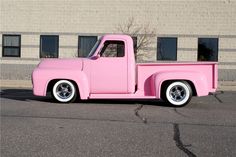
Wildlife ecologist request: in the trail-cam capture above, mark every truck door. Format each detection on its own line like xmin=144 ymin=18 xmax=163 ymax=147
xmin=90 ymin=40 xmax=128 ymax=94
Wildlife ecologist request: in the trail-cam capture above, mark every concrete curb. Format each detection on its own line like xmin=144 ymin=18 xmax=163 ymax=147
xmin=0 ymin=80 xmax=32 ymax=88
xmin=1 ymin=79 xmax=236 ymax=91
xmin=218 ymin=81 xmax=236 ymax=91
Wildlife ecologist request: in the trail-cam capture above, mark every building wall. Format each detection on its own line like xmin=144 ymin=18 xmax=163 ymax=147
xmin=1 ymin=0 xmax=235 ymax=34
xmin=0 ymin=0 xmax=236 ymax=81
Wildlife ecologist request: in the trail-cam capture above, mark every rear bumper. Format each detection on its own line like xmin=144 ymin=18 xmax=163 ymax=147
xmin=209 ymin=88 xmax=217 ymax=93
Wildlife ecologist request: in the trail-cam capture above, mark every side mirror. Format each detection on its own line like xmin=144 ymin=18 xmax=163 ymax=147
xmin=91 ymin=54 xmax=100 ymax=60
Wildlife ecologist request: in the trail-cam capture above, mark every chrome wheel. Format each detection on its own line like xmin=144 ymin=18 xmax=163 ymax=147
xmin=169 ymin=85 xmax=186 ymax=102
xmin=52 ymin=80 xmax=76 ymax=103
xmin=56 ymin=83 xmax=73 ymax=99
xmin=165 ymin=81 xmax=192 ymax=106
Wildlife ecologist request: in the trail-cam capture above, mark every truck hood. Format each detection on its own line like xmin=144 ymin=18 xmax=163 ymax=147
xmin=38 ymin=58 xmax=83 ymax=70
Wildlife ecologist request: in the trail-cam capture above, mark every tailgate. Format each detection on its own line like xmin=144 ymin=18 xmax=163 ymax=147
xmin=212 ymin=63 xmax=218 ymax=91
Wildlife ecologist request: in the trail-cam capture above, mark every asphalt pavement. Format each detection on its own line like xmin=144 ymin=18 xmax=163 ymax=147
xmin=1 ymin=88 xmax=236 ymax=157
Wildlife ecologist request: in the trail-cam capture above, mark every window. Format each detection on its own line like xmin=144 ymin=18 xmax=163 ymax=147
xmin=100 ymin=41 xmax=125 ymax=57
xmin=78 ymin=36 xmax=97 ymax=57
xmin=132 ymin=36 xmax=137 ymax=55
xmin=40 ymin=35 xmax=59 ymax=58
xmin=2 ymin=35 xmax=21 ymax=57
xmin=157 ymin=37 xmax=177 ymax=61
xmin=198 ymin=38 xmax=218 ymax=61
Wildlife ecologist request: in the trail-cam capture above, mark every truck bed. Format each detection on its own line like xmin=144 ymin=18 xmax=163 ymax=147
xmin=136 ymin=62 xmax=218 ymax=96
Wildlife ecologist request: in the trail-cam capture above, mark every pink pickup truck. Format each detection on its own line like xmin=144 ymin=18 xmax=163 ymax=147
xmin=32 ymin=35 xmax=218 ymax=107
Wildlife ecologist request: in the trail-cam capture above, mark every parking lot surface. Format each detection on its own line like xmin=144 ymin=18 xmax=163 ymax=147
xmin=1 ymin=88 xmax=236 ymax=157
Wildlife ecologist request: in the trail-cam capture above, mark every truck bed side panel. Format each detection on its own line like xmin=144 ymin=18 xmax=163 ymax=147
xmin=136 ymin=62 xmax=217 ymax=97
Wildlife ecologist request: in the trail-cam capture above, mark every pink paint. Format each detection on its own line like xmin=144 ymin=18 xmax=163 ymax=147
xmin=32 ymin=34 xmax=218 ymax=105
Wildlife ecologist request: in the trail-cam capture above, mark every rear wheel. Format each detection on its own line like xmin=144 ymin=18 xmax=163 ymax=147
xmin=163 ymin=81 xmax=192 ymax=107
xmin=52 ymin=80 xmax=77 ymax=103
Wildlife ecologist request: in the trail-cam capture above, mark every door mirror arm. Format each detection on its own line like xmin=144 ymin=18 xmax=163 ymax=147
xmin=91 ymin=54 xmax=100 ymax=60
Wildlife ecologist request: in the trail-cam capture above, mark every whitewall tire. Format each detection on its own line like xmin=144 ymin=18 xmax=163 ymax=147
xmin=52 ymin=80 xmax=77 ymax=103
xmin=164 ymin=81 xmax=192 ymax=107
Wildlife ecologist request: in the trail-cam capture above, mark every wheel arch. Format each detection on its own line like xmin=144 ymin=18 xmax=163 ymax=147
xmin=45 ymin=72 xmax=90 ymax=100
xmin=160 ymin=80 xmax=197 ymax=100
xmin=152 ymin=71 xmax=207 ymax=99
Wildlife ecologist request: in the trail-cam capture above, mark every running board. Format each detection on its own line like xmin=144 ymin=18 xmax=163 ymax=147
xmin=89 ymin=93 xmax=156 ymax=99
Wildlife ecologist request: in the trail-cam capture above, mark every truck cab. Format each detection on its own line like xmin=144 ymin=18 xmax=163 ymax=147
xmin=32 ymin=35 xmax=218 ymax=107
xmin=83 ymin=35 xmax=136 ymax=94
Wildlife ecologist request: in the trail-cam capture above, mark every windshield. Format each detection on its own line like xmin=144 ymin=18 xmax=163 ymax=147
xmin=87 ymin=39 xmax=101 ymax=58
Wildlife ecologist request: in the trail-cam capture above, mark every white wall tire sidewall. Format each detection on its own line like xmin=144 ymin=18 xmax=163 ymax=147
xmin=166 ymin=82 xmax=190 ymax=106
xmin=53 ymin=80 xmax=76 ymax=103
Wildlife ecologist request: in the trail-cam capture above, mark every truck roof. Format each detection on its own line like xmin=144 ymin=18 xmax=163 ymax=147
xmin=102 ymin=34 xmax=133 ymax=41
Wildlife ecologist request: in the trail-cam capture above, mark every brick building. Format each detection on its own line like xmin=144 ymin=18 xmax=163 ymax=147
xmin=0 ymin=0 xmax=236 ymax=81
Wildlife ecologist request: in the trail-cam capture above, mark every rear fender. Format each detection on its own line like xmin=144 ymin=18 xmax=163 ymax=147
xmin=151 ymin=71 xmax=208 ymax=99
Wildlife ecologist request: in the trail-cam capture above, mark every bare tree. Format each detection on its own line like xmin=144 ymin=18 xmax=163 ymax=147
xmin=116 ymin=17 xmax=156 ymax=59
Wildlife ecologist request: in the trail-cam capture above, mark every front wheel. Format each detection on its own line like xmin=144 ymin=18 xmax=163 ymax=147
xmin=163 ymin=81 xmax=192 ymax=107
xmin=52 ymin=80 xmax=77 ymax=103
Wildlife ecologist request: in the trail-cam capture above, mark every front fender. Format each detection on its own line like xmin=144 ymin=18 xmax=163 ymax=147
xmin=33 ymin=68 xmax=90 ymax=99
xmin=151 ymin=71 xmax=208 ymax=99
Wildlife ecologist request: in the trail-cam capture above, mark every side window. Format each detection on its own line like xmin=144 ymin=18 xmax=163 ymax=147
xmin=100 ymin=41 xmax=125 ymax=57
